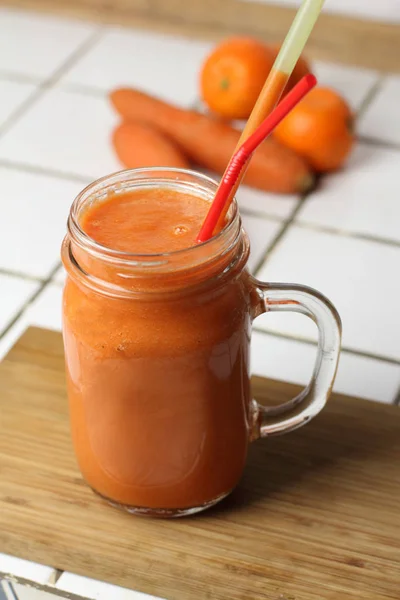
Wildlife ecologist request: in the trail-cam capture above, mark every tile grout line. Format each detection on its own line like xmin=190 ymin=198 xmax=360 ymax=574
xmin=0 ymin=70 xmax=41 ymax=85
xmin=57 ymin=82 xmax=106 ymax=97
xmin=0 ymin=157 xmax=92 ymax=185
xmin=357 ymin=134 xmax=400 ymax=153
xmin=252 ymin=194 xmax=311 ymax=276
xmin=293 ymin=220 xmax=400 ymax=249
xmin=0 ymin=266 xmax=45 ymax=284
xmin=240 ymin=206 xmax=286 ymax=224
xmin=43 ymin=24 xmax=105 ymax=86
xmin=52 ymin=569 xmax=64 ymax=586
xmin=356 ymin=74 xmax=386 ymax=120
xmin=394 ymin=388 xmax=400 ymax=406
xmin=0 ymin=262 xmax=62 ymax=341
xmin=241 ymin=196 xmax=400 ymax=250
xmin=1 ymin=581 xmax=17 ymax=600
xmin=253 ymin=325 xmax=400 ymax=367
xmin=0 ymin=86 xmax=43 ymax=139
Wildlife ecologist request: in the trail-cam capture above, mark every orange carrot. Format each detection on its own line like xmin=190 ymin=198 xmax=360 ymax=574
xmin=112 ymin=121 xmax=190 ymax=170
xmin=110 ymin=88 xmax=314 ymax=194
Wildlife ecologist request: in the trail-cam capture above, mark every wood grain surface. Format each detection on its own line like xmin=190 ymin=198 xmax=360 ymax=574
xmin=6 ymin=0 xmax=400 ymax=72
xmin=0 ymin=327 xmax=399 ymax=600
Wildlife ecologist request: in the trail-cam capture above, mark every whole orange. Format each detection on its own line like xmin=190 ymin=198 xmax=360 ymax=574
xmin=274 ymin=87 xmax=354 ymax=172
xmin=270 ymin=43 xmax=311 ymax=96
xmin=200 ymin=37 xmax=275 ymax=120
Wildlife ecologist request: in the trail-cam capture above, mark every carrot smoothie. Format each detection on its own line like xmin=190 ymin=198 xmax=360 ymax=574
xmin=62 ymin=169 xmax=252 ymax=515
xmin=62 ymin=169 xmax=342 ymax=516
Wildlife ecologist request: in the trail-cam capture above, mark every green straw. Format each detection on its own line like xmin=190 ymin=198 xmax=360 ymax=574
xmin=273 ymin=0 xmax=325 ymax=75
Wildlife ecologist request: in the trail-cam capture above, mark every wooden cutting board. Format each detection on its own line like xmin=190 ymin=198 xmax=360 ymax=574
xmin=0 ymin=327 xmax=399 ymax=600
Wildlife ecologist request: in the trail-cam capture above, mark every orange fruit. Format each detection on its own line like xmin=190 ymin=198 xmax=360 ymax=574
xmin=200 ymin=37 xmax=275 ymax=120
xmin=270 ymin=44 xmax=311 ymax=96
xmin=274 ymin=87 xmax=354 ymax=172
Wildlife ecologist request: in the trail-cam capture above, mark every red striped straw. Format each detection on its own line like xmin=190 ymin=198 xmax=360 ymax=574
xmin=197 ymin=73 xmax=317 ymax=243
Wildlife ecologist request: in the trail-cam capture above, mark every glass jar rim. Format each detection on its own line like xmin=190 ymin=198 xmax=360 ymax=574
xmin=68 ymin=167 xmax=239 ymax=264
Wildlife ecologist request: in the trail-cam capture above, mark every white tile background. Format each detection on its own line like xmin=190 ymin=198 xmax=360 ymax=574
xmin=0 ymin=6 xmax=399 ymax=600
xmin=255 ymin=227 xmax=400 ymax=359
xmin=0 ymin=167 xmax=82 ymax=277
xmin=0 ymin=89 xmax=120 ymax=180
xmin=61 ymin=27 xmax=212 ymax=107
xmin=0 ymin=273 xmax=39 ymax=332
xmin=296 ymin=143 xmax=400 ymax=243
xmin=0 ymin=7 xmax=96 ymax=80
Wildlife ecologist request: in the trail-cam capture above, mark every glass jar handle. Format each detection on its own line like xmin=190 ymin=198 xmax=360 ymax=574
xmin=249 ymin=279 xmax=342 ymax=439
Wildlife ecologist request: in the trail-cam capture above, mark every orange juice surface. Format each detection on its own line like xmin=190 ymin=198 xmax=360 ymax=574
xmin=82 ymin=188 xmax=210 ymax=254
